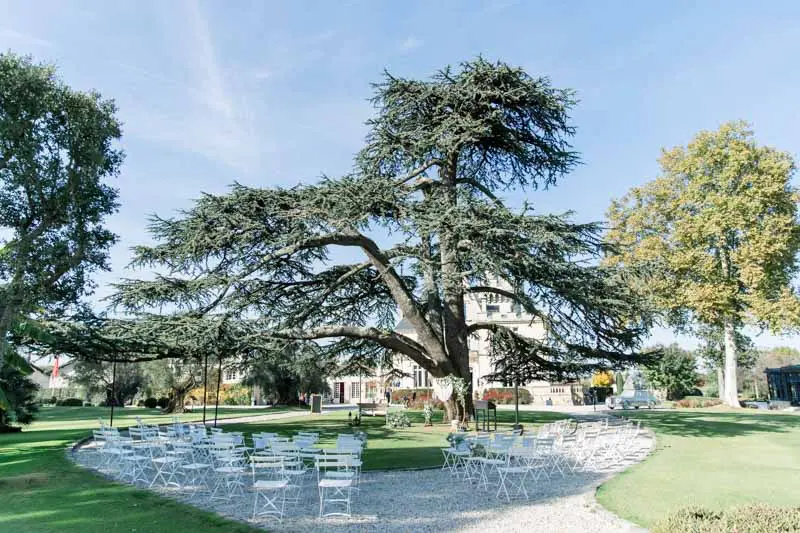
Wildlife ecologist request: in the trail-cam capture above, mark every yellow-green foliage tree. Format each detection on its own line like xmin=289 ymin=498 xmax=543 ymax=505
xmin=606 ymin=122 xmax=800 ymax=408
xmin=591 ymin=370 xmax=614 ymax=388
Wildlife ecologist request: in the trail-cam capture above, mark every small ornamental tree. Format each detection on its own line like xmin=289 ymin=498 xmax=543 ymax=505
xmin=643 ymin=344 xmax=699 ymax=400
xmin=591 ymin=370 xmax=614 ymax=388
xmin=31 ymin=59 xmax=652 ymax=422
xmin=606 ymin=122 xmax=800 ymax=407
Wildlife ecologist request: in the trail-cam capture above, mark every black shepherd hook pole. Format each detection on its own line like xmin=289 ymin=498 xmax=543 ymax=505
xmin=202 ymin=352 xmax=209 ymax=425
xmin=214 ymin=355 xmax=222 ymax=427
xmin=110 ymin=358 xmax=117 ymax=427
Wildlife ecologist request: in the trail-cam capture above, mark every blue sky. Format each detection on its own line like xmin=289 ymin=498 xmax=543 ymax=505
xmin=2 ymin=0 xmax=800 ymax=349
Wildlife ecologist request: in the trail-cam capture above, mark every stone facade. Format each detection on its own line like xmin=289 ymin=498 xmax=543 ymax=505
xmin=327 ymin=278 xmax=583 ymax=405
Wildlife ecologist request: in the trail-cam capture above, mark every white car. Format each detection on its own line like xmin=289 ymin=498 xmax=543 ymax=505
xmin=605 ymin=390 xmax=658 ymax=410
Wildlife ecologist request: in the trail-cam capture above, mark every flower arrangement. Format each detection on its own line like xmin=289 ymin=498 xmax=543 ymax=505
xmin=387 ymin=412 xmax=411 ymax=428
xmin=423 ymin=403 xmax=433 ymax=426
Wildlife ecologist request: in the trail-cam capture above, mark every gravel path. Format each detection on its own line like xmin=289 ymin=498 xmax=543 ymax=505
xmin=72 ymin=418 xmax=653 ymax=533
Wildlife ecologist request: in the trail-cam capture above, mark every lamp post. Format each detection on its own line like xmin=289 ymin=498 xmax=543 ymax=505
xmin=214 ymin=356 xmax=222 ymax=427
xmin=109 ymin=359 xmax=117 ymax=427
xmin=202 ymin=352 xmax=209 ymax=425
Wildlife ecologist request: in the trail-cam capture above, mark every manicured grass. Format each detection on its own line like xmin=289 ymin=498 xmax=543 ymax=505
xmin=596 ymin=408 xmax=800 ymax=528
xmin=0 ymin=405 xmax=565 ymax=532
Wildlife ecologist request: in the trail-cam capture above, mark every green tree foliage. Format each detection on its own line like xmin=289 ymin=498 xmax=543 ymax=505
xmin=72 ymin=359 xmax=143 ymax=406
xmin=644 ymin=344 xmax=699 ymax=401
xmin=606 ymin=122 xmax=800 ymax=407
xmin=0 ymin=353 xmax=39 ymax=428
xmin=241 ymin=343 xmax=330 ymax=405
xmin=141 ymin=359 xmax=200 ymax=413
xmin=0 ymin=53 xmax=122 ymax=415
xmin=33 ymin=59 xmax=651 ymax=423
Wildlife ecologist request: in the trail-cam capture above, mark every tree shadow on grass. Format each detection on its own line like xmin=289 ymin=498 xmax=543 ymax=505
xmin=613 ymin=408 xmax=800 ymax=438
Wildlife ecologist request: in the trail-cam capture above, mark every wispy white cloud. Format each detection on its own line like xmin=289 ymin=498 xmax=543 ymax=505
xmin=0 ymin=27 xmax=53 ymax=48
xmin=252 ymin=67 xmax=272 ymax=81
xmin=119 ymin=0 xmax=266 ymax=175
xmin=398 ymin=35 xmax=423 ymax=52
xmin=184 ymin=0 xmax=236 ymax=122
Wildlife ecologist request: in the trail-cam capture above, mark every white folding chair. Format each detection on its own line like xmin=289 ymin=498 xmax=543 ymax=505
xmin=251 ymin=455 xmax=289 ymax=522
xmin=315 ymin=456 xmax=354 ymax=518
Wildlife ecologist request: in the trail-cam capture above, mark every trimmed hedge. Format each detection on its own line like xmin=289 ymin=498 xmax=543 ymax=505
xmin=56 ymin=398 xmax=84 ymax=407
xmin=143 ymin=397 xmax=158 ymax=409
xmin=674 ymin=395 xmax=722 ymax=409
xmin=482 ymin=387 xmax=532 ymax=405
xmin=653 ymin=505 xmax=800 ymax=533
xmin=156 ymin=397 xmax=169 ymax=409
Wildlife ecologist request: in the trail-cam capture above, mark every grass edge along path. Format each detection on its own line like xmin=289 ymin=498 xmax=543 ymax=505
xmin=595 ymin=408 xmax=800 ymax=528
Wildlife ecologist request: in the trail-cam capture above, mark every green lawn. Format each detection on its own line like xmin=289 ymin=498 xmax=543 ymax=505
xmin=0 ymin=405 xmax=565 ymax=532
xmin=596 ymin=408 xmax=800 ymax=528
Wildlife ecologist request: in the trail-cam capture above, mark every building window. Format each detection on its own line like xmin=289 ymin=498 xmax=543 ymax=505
xmin=413 ymin=365 xmax=431 ymax=388
xmin=351 ymin=382 xmax=361 ymax=399
xmin=365 ymin=382 xmax=377 ymax=399
xmin=333 ymin=383 xmax=341 ymax=399
xmin=224 ymin=369 xmax=237 ymax=381
xmin=486 ymin=304 xmax=500 ymax=314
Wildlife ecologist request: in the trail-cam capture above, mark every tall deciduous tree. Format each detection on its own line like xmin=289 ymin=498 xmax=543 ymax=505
xmin=606 ymin=122 xmax=800 ymax=407
xmin=0 ymin=53 xmax=122 ymax=409
xmin=49 ymin=59 xmax=651 ymax=423
xmin=695 ymin=323 xmax=757 ymax=400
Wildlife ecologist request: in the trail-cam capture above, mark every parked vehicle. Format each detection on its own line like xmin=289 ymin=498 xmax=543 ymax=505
xmin=605 ymin=390 xmax=658 ymax=409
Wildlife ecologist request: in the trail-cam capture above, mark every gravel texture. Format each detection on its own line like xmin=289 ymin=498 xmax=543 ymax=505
xmin=72 ymin=419 xmax=653 ymax=533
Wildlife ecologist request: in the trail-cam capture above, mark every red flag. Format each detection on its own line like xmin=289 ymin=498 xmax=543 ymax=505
xmin=52 ymin=357 xmax=60 ymax=378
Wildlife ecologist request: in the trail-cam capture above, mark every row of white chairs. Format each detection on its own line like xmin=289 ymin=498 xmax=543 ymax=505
xmin=441 ymin=418 xmax=645 ymax=501
xmin=88 ymin=425 xmax=366 ymax=522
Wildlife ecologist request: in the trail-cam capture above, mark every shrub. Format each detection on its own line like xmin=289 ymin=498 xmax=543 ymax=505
xmin=143 ymin=397 xmax=158 ymax=409
xmin=219 ymin=384 xmax=251 ymax=406
xmin=156 ymin=397 xmax=169 ymax=409
xmin=390 ymin=388 xmax=444 ymax=408
xmin=653 ymin=504 xmax=800 ymax=533
xmin=674 ymin=396 xmax=722 ymax=409
xmin=83 ymin=402 xmax=92 ymax=407
xmin=482 ymin=388 xmax=532 ymax=405
xmin=56 ymin=398 xmax=84 ymax=407
xmin=136 ymin=400 xmax=145 ymax=407
xmin=0 ymin=365 xmax=40 ymax=427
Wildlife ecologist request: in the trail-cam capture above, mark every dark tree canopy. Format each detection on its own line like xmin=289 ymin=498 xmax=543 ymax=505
xmin=36 ymin=59 xmax=653 ymax=420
